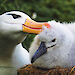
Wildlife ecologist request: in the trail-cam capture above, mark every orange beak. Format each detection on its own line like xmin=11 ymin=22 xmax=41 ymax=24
xmin=22 ymin=18 xmax=50 ymax=34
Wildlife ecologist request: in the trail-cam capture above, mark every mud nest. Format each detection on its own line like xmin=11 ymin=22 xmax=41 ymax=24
xmin=17 ymin=64 xmax=75 ymax=75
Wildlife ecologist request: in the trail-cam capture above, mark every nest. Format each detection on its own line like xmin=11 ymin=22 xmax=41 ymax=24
xmin=17 ymin=64 xmax=75 ymax=75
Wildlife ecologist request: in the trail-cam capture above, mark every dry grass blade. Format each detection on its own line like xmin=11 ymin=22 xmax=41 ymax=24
xmin=17 ymin=65 xmax=75 ymax=75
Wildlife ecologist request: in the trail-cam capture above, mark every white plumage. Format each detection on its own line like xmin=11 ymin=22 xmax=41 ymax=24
xmin=29 ymin=20 xmax=75 ymax=69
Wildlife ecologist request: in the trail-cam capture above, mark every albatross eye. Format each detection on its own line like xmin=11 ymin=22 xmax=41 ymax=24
xmin=7 ymin=14 xmax=21 ymax=19
xmin=51 ymin=38 xmax=56 ymax=42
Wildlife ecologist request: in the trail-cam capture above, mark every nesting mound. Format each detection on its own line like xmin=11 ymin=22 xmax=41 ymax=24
xmin=17 ymin=64 xmax=75 ymax=75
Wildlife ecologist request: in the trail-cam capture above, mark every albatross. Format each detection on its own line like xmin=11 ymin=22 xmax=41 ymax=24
xmin=29 ymin=20 xmax=75 ymax=69
xmin=0 ymin=11 xmax=50 ymax=75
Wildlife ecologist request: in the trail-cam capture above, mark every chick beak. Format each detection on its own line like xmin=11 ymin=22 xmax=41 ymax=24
xmin=31 ymin=42 xmax=47 ymax=63
xmin=23 ymin=18 xmax=50 ymax=34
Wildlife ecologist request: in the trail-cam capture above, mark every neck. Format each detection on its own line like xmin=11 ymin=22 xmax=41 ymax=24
xmin=0 ymin=38 xmax=17 ymax=67
xmin=0 ymin=38 xmax=16 ymax=56
xmin=0 ymin=32 xmax=26 ymax=57
xmin=0 ymin=33 xmax=26 ymax=67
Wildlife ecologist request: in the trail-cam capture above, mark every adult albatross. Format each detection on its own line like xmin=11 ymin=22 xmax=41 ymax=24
xmin=0 ymin=11 xmax=50 ymax=75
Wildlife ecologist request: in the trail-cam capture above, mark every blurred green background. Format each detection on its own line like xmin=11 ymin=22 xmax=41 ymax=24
xmin=0 ymin=0 xmax=75 ymax=50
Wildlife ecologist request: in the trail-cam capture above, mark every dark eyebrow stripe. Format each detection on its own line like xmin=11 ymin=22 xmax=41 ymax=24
xmin=7 ymin=13 xmax=21 ymax=17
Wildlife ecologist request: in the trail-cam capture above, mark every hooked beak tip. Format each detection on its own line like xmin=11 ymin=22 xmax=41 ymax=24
xmin=31 ymin=42 xmax=47 ymax=63
xmin=31 ymin=57 xmax=35 ymax=63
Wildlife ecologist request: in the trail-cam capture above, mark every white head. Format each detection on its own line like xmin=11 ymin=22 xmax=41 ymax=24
xmin=0 ymin=11 xmax=30 ymax=33
xmin=0 ymin=11 xmax=50 ymax=44
xmin=31 ymin=21 xmax=74 ymax=66
xmin=39 ymin=21 xmax=73 ymax=51
xmin=0 ymin=11 xmax=29 ymax=44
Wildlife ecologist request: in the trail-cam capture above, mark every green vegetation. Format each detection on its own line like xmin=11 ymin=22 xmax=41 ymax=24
xmin=0 ymin=0 xmax=75 ymax=49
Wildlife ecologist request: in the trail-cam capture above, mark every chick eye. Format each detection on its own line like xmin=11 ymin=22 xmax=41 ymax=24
xmin=7 ymin=14 xmax=21 ymax=19
xmin=51 ymin=38 xmax=56 ymax=42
